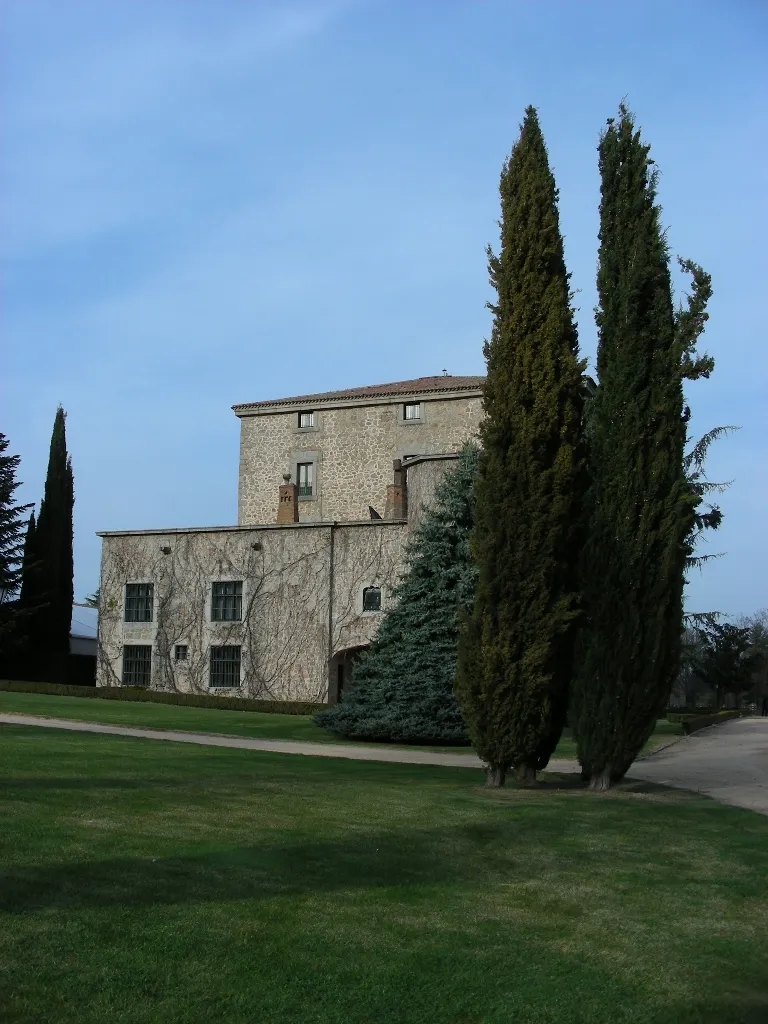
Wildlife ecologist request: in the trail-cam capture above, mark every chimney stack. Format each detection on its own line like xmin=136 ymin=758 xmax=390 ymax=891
xmin=277 ymin=472 xmax=299 ymax=524
xmin=385 ymin=459 xmax=408 ymax=520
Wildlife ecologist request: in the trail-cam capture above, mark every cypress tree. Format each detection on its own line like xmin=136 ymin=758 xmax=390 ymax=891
xmin=314 ymin=443 xmax=480 ymax=744
xmin=0 ymin=434 xmax=33 ymax=653
xmin=571 ymin=105 xmax=714 ymax=790
xmin=33 ymin=407 xmax=75 ymax=659
xmin=455 ymin=107 xmax=586 ymax=787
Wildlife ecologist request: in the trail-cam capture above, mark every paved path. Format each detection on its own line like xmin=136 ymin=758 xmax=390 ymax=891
xmin=629 ymin=717 xmax=768 ymax=815
xmin=0 ymin=711 xmax=578 ymax=772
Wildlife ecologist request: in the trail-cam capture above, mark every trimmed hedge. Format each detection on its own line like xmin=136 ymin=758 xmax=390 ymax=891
xmin=0 ymin=679 xmax=325 ymax=716
xmin=678 ymin=710 xmax=750 ymax=735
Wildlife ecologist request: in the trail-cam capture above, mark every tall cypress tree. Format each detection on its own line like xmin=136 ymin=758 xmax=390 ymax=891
xmin=315 ymin=443 xmax=479 ymax=745
xmin=455 ymin=107 xmax=586 ymax=787
xmin=33 ymin=407 xmax=75 ymax=659
xmin=0 ymin=434 xmax=33 ymax=653
xmin=572 ymin=105 xmax=714 ymax=790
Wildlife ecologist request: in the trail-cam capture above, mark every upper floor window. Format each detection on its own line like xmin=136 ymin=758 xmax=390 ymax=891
xmin=174 ymin=644 xmax=188 ymax=662
xmin=209 ymin=645 xmax=241 ymax=688
xmin=298 ymin=410 xmax=315 ymax=429
xmin=125 ymin=583 xmax=154 ymax=622
xmin=211 ymin=581 xmax=243 ymax=622
xmin=363 ymin=586 xmax=382 ymax=612
xmin=403 ymin=402 xmax=421 ymax=421
xmin=123 ymin=644 xmax=152 ymax=686
xmin=297 ymin=462 xmax=314 ymax=497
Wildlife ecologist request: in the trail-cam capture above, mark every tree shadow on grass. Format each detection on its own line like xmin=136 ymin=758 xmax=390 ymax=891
xmin=0 ymin=824 xmax=513 ymax=916
xmin=2 ymin=778 xmax=192 ymax=791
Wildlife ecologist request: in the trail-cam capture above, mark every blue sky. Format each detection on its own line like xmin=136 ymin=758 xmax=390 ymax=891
xmin=3 ymin=0 xmax=766 ymax=616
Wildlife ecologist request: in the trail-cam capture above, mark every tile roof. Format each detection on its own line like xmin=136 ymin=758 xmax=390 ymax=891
xmin=233 ymin=375 xmax=485 ymax=412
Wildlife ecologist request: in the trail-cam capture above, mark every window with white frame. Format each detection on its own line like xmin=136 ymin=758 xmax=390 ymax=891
xmin=298 ymin=410 xmax=314 ymax=428
xmin=124 ymin=583 xmax=154 ymax=622
xmin=209 ymin=645 xmax=241 ymax=688
xmin=403 ymin=402 xmax=421 ymax=421
xmin=211 ymin=581 xmax=243 ymax=622
xmin=297 ymin=462 xmax=314 ymax=497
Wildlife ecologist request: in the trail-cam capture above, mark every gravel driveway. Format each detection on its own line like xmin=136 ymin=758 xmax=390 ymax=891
xmin=629 ymin=717 xmax=768 ymax=815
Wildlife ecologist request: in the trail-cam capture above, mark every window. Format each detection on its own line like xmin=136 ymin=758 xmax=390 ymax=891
xmin=210 ymin=645 xmax=241 ymax=688
xmin=363 ymin=586 xmax=382 ymax=612
xmin=298 ymin=410 xmax=314 ymax=429
xmin=123 ymin=645 xmax=152 ymax=687
xmin=297 ymin=462 xmax=314 ymax=497
xmin=125 ymin=583 xmax=154 ymax=622
xmin=211 ymin=581 xmax=243 ymax=622
xmin=174 ymin=644 xmax=188 ymax=662
xmin=403 ymin=402 xmax=421 ymax=421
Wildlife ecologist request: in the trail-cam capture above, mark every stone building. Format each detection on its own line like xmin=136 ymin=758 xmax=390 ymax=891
xmin=96 ymin=375 xmax=484 ymax=703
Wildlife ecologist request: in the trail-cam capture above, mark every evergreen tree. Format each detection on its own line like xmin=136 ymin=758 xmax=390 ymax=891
xmin=455 ymin=107 xmax=586 ymax=787
xmin=33 ymin=407 xmax=75 ymax=658
xmin=572 ymin=106 xmax=714 ymax=789
xmin=0 ymin=434 xmax=33 ymax=653
xmin=315 ymin=444 xmax=480 ymax=744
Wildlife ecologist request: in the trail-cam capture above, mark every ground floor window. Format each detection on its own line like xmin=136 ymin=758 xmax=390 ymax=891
xmin=209 ymin=645 xmax=241 ymax=688
xmin=123 ymin=645 xmax=152 ymax=687
xmin=363 ymin=586 xmax=382 ymax=612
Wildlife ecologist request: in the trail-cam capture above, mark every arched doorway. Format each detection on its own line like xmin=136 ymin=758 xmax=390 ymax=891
xmin=328 ymin=645 xmax=368 ymax=705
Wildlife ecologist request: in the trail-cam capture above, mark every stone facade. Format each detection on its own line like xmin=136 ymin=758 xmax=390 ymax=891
xmin=234 ymin=377 xmax=483 ymax=525
xmin=97 ymin=521 xmax=406 ymax=702
xmin=96 ymin=375 xmax=485 ymax=703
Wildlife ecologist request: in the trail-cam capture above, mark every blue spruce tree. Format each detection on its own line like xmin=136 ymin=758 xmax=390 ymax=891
xmin=315 ymin=443 xmax=479 ymax=744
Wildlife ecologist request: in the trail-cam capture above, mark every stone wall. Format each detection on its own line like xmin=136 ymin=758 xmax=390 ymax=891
xmin=97 ymin=521 xmax=407 ymax=703
xmin=236 ymin=394 xmax=483 ymax=525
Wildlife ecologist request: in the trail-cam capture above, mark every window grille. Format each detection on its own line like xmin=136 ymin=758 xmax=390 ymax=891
xmin=297 ymin=462 xmax=314 ymax=497
xmin=211 ymin=581 xmax=243 ymax=621
xmin=363 ymin=586 xmax=382 ymax=612
xmin=174 ymin=644 xmax=188 ymax=662
xmin=298 ymin=411 xmax=314 ymax=428
xmin=403 ymin=402 xmax=421 ymax=421
xmin=125 ymin=583 xmax=154 ymax=622
xmin=123 ymin=645 xmax=152 ymax=687
xmin=210 ymin=646 xmax=241 ymax=688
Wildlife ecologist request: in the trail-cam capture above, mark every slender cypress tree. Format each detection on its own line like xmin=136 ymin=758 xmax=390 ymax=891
xmin=33 ymin=407 xmax=75 ymax=658
xmin=314 ymin=443 xmax=479 ymax=744
xmin=455 ymin=107 xmax=586 ymax=787
xmin=571 ymin=106 xmax=713 ymax=789
xmin=0 ymin=434 xmax=33 ymax=653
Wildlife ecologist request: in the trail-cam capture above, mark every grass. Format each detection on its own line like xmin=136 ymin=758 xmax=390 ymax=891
xmin=0 ymin=689 xmax=682 ymax=760
xmin=1 ymin=725 xmax=767 ymax=1023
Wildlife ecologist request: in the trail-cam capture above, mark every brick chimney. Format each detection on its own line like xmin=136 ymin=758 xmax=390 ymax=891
xmin=277 ymin=473 xmax=299 ymax=524
xmin=385 ymin=459 xmax=408 ymax=520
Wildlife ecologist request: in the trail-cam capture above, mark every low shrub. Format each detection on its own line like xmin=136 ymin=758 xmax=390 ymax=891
xmin=680 ymin=710 xmax=749 ymax=735
xmin=0 ymin=679 xmax=324 ymax=716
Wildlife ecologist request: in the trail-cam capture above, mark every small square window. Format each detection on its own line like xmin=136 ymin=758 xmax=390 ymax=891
xmin=123 ymin=645 xmax=152 ymax=686
xmin=125 ymin=583 xmax=154 ymax=622
xmin=363 ymin=586 xmax=382 ymax=612
xmin=174 ymin=644 xmax=188 ymax=662
xmin=297 ymin=462 xmax=314 ymax=497
xmin=211 ymin=581 xmax=243 ymax=622
xmin=298 ymin=411 xmax=314 ymax=429
xmin=210 ymin=645 xmax=241 ymax=688
xmin=403 ymin=402 xmax=421 ymax=421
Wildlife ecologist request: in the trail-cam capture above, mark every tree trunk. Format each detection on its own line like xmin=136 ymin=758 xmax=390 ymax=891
xmin=516 ymin=762 xmax=537 ymax=785
xmin=485 ymin=765 xmax=506 ymax=788
xmin=588 ymin=766 xmax=613 ymax=791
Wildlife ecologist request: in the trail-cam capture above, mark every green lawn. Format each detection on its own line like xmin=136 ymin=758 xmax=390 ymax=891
xmin=0 ymin=689 xmax=681 ymax=760
xmin=1 ymin=725 xmax=767 ymax=1023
